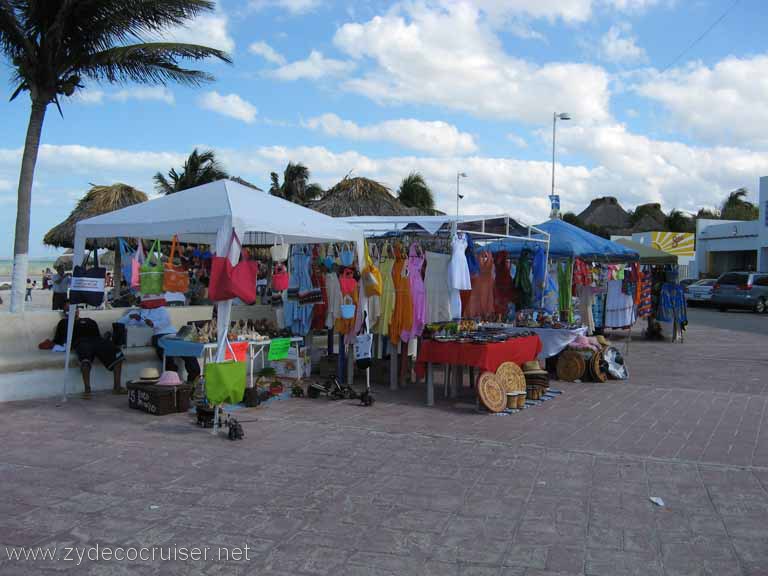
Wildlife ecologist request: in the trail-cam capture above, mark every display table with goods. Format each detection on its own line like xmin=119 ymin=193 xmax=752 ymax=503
xmin=416 ymin=321 xmax=543 ymax=406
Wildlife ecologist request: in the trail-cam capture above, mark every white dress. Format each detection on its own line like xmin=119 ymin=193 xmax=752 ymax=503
xmin=325 ymin=272 xmax=341 ymax=329
xmin=424 ymin=252 xmax=452 ymax=323
xmin=449 ymin=234 xmax=471 ymax=318
xmin=605 ymin=279 xmax=635 ymax=328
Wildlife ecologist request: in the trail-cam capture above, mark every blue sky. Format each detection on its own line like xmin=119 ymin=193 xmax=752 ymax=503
xmin=2 ymin=0 xmax=767 ymax=257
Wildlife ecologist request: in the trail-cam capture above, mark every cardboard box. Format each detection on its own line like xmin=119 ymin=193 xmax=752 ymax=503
xmin=269 ymin=346 xmax=311 ymax=379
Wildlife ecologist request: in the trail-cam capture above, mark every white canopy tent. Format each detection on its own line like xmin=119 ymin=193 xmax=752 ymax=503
xmin=63 ymin=179 xmax=367 ymax=399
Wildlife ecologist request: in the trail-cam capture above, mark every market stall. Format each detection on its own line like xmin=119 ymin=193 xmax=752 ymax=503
xmin=64 ymin=180 xmax=369 ymax=408
xmin=340 ymin=214 xmax=552 ymax=408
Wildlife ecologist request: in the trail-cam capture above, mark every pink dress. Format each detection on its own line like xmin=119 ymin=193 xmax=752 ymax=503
xmin=403 ymin=243 xmax=426 ymax=341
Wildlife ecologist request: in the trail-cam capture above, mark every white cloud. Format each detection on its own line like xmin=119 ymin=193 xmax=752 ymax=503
xmin=249 ymin=41 xmax=286 ymax=65
xmin=111 ymin=87 xmax=175 ymax=104
xmin=249 ymin=0 xmax=322 ymax=14
xmin=637 ymin=54 xmax=768 ymax=147
xmin=469 ymin=0 xmax=593 ymax=23
xmin=507 ymin=134 xmax=529 ymax=148
xmin=70 ymin=90 xmax=105 ymax=105
xmin=199 ymin=91 xmax=258 ymax=123
xmin=162 ymin=11 xmax=235 ymax=53
xmin=0 ymin=178 xmax=11 ymax=191
xmin=304 ymin=113 xmax=477 ymax=156
xmin=599 ymin=22 xmax=646 ymax=63
xmin=272 ymin=50 xmax=355 ymax=81
xmin=333 ymin=3 xmax=611 ymax=123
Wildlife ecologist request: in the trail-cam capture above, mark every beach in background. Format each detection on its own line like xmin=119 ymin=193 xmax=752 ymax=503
xmin=0 ymin=259 xmax=58 ymax=284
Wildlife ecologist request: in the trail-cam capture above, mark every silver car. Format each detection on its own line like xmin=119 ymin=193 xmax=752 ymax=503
xmin=711 ymin=272 xmax=768 ymax=313
xmin=685 ymin=279 xmax=716 ymax=306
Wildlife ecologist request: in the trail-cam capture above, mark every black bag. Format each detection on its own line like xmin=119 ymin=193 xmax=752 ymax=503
xmin=70 ymin=251 xmax=106 ymax=307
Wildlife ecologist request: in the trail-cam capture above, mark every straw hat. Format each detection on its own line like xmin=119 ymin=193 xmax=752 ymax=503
xmin=139 ymin=368 xmax=160 ymax=381
xmin=522 ymin=361 xmax=547 ymax=376
xmin=156 ymin=371 xmax=182 ymax=386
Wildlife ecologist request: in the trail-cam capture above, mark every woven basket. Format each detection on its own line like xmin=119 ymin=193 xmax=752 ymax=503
xmin=556 ymin=350 xmax=586 ymax=382
xmin=478 ymin=372 xmax=506 ymax=413
xmin=588 ymin=351 xmax=608 ymax=382
xmin=496 ymin=361 xmax=526 ymax=393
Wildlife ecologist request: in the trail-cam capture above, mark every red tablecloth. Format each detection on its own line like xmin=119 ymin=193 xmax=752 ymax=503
xmin=415 ymin=335 xmax=542 ymax=378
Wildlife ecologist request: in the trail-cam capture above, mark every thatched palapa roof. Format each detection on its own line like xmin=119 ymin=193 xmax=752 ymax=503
xmin=577 ymin=197 xmax=631 ymax=229
xmin=312 ymin=176 xmax=428 ymax=217
xmin=44 ymin=183 xmax=148 ymax=249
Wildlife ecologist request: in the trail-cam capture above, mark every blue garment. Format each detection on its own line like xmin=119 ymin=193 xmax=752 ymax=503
xmin=283 ymin=246 xmax=315 ymax=336
xmin=465 ymin=234 xmax=480 ymax=276
xmin=532 ymin=245 xmax=547 ymax=304
xmin=656 ymin=283 xmax=686 ymax=324
xmin=592 ymin=294 xmax=605 ymax=329
xmin=158 ymin=336 xmax=205 ymax=358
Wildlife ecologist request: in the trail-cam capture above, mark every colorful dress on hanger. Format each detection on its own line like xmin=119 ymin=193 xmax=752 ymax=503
xmin=493 ymin=251 xmax=516 ymax=316
xmin=637 ymin=272 xmax=653 ymax=318
xmin=467 ymin=250 xmax=495 ymax=318
xmin=449 ymin=233 xmax=471 ymax=318
xmin=425 ymin=251 xmax=452 ymax=323
xmin=515 ymin=249 xmax=534 ymax=309
xmin=389 ymin=244 xmax=413 ymax=345
xmin=404 ymin=243 xmax=426 ymax=339
xmin=376 ymin=257 xmax=396 ymax=335
xmin=284 ymin=246 xmax=314 ymax=336
xmin=311 ymin=247 xmax=327 ymax=331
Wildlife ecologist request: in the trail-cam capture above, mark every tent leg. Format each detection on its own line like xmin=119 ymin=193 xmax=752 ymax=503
xmin=426 ymin=362 xmax=434 ymax=406
xmin=346 ymin=344 xmax=354 ymax=388
xmin=389 ymin=343 xmax=398 ymax=391
xmin=337 ymin=334 xmax=345 ymax=384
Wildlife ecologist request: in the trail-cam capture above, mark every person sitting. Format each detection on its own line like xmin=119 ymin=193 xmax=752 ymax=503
xmin=118 ymin=301 xmax=201 ymax=384
xmin=25 ymin=279 xmax=32 ymax=302
xmin=52 ymin=305 xmax=125 ymax=395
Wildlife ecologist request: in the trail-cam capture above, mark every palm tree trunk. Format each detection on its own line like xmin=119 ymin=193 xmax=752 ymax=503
xmin=9 ymin=100 xmax=48 ymax=313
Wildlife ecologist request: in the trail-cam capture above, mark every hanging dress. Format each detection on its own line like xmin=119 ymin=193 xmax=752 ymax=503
xmin=449 ymin=234 xmax=471 ymax=318
xmin=466 ymin=250 xmax=495 ymax=318
xmin=605 ymin=279 xmax=635 ymax=328
xmin=493 ymin=251 xmax=516 ymax=316
xmin=375 ymin=256 xmax=396 ymax=336
xmin=311 ymin=246 xmax=328 ymax=331
xmin=514 ymin=249 xmax=534 ymax=310
xmin=402 ymin=243 xmax=426 ymax=340
xmin=424 ymin=251 xmax=452 ymax=323
xmin=389 ymin=244 xmax=413 ymax=345
xmin=284 ymin=246 xmax=314 ymax=336
xmin=325 ymin=270 xmax=341 ymax=330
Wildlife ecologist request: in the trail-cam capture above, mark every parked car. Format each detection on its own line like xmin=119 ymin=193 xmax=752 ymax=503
xmin=711 ymin=272 xmax=768 ymax=313
xmin=680 ymin=278 xmax=697 ymax=290
xmin=685 ymin=279 xmax=717 ymax=306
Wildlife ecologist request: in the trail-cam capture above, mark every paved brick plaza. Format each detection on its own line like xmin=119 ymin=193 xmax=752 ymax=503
xmin=0 ymin=311 xmax=767 ymax=575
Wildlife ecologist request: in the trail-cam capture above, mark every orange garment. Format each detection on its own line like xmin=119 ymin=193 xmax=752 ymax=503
xmin=389 ymin=244 xmax=413 ymax=345
xmin=466 ymin=250 xmax=495 ymax=318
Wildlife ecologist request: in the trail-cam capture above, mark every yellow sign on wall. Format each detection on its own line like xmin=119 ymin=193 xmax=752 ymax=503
xmin=651 ymin=232 xmax=695 ymax=256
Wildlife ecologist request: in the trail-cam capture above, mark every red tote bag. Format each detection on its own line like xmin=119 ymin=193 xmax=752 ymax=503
xmin=209 ymin=232 xmax=259 ymax=304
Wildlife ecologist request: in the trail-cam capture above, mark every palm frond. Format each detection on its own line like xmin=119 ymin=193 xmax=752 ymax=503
xmin=0 ymin=0 xmax=33 ymax=57
xmin=74 ymin=42 xmax=229 ymax=86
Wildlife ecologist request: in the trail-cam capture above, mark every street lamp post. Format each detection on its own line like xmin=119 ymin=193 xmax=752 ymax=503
xmin=551 ymin=112 xmax=571 ymax=218
xmin=456 ymin=171 xmax=467 ymax=219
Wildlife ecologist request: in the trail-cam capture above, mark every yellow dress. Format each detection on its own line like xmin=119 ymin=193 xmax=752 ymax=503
xmin=376 ymin=258 xmax=395 ymax=336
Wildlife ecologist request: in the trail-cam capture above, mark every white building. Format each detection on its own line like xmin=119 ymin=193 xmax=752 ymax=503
xmin=695 ymin=176 xmax=768 ymax=277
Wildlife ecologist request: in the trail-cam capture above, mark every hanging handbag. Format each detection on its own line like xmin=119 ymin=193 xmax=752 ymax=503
xmin=355 ymin=312 xmax=373 ymax=370
xmin=272 ymin=262 xmax=289 ymax=291
xmin=362 ymin=240 xmax=382 ymax=297
xmin=209 ymin=231 xmax=259 ymax=304
xmin=270 ymin=236 xmax=290 ymax=262
xmin=339 ymin=243 xmax=355 ymax=267
xmin=118 ymin=239 xmax=135 ymax=286
xmin=340 ymin=295 xmax=356 ymax=319
xmin=163 ymin=235 xmax=189 ymax=293
xmin=204 ymin=339 xmax=247 ymax=405
xmin=139 ymin=239 xmax=164 ymax=295
xmin=70 ymin=250 xmax=106 ymax=307
xmin=130 ymin=240 xmax=144 ymax=290
xmin=339 ymin=268 xmax=357 ymax=295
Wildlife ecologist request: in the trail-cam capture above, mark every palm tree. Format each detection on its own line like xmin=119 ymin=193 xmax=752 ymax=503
xmin=665 ymin=209 xmax=694 ymax=233
xmin=154 ymin=148 xmax=229 ymax=194
xmin=721 ymin=187 xmax=759 ymax=221
xmin=269 ymin=162 xmax=323 ymax=206
xmin=397 ymin=172 xmax=435 ymax=212
xmin=1 ymin=0 xmax=230 ymax=312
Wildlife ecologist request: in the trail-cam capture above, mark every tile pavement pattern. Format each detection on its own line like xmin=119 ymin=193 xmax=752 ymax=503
xmin=0 ymin=318 xmax=767 ymax=575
